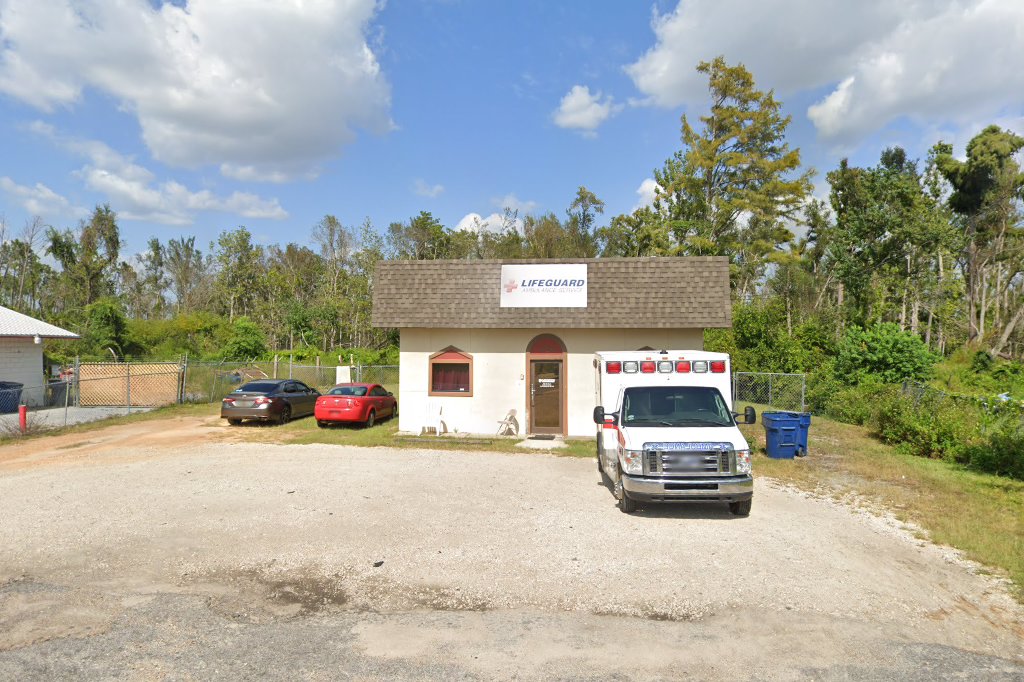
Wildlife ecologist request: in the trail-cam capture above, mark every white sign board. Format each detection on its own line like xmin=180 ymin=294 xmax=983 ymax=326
xmin=499 ymin=264 xmax=588 ymax=308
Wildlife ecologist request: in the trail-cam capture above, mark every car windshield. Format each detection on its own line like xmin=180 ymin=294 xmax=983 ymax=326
xmin=621 ymin=386 xmax=733 ymax=427
xmin=234 ymin=381 xmax=279 ymax=394
xmin=328 ymin=386 xmax=368 ymax=396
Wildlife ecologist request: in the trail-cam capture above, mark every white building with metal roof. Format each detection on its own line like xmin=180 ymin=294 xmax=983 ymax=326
xmin=0 ymin=306 xmax=80 ymax=409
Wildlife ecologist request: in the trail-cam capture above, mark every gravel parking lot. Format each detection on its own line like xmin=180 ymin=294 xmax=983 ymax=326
xmin=0 ymin=416 xmax=1022 ymax=680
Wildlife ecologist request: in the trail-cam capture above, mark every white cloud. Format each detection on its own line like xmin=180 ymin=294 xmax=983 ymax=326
xmin=633 ymin=178 xmax=659 ymax=211
xmin=0 ymin=0 xmax=391 ymax=180
xmin=413 ymin=179 xmax=445 ymax=198
xmin=456 ymin=212 xmax=523 ymax=234
xmin=494 ymin=193 xmax=537 ymax=214
xmin=0 ymin=177 xmax=80 ymax=217
xmin=807 ymin=2 xmax=1024 ymax=143
xmin=553 ymin=85 xmax=617 ymax=135
xmin=625 ymin=0 xmax=1024 ymax=144
xmin=31 ymin=124 xmax=286 ymax=225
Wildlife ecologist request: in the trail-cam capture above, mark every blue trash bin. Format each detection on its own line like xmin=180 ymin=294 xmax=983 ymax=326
xmin=762 ymin=411 xmax=801 ymax=459
xmin=0 ymin=381 xmax=24 ymax=414
xmin=795 ymin=412 xmax=811 ymax=456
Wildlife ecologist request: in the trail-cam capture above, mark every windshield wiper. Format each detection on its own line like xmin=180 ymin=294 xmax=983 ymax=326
xmin=664 ymin=418 xmax=731 ymax=426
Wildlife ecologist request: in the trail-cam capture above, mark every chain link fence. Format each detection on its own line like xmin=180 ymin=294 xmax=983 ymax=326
xmin=182 ymin=360 xmax=400 ymax=403
xmin=733 ymin=372 xmax=806 ymax=412
xmin=353 ymin=365 xmax=399 ymax=393
xmin=901 ymin=380 xmax=1024 ymax=434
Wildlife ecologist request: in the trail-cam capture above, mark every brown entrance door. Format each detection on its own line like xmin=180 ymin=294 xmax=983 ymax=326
xmin=530 ymin=360 xmax=563 ymax=434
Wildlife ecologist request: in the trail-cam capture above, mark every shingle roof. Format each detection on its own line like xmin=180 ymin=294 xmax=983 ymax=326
xmin=372 ymin=257 xmax=731 ymax=329
xmin=0 ymin=306 xmax=81 ymax=339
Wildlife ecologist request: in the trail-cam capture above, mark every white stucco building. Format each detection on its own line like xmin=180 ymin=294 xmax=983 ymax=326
xmin=0 ymin=306 xmax=80 ymax=408
xmin=372 ymin=257 xmax=732 ymax=438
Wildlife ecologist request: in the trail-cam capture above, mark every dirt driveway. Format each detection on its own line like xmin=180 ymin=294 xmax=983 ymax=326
xmin=0 ymin=415 xmax=1022 ymax=680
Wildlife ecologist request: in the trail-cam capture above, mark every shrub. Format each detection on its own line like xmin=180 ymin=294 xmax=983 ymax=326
xmin=821 ymin=379 xmax=892 ymax=426
xmin=221 ymin=317 xmax=267 ymax=360
xmin=835 ymin=323 xmax=938 ymax=384
xmin=961 ymin=424 xmax=1024 ymax=479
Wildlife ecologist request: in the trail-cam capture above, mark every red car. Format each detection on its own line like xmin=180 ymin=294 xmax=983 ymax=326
xmin=315 ymin=383 xmax=397 ymax=428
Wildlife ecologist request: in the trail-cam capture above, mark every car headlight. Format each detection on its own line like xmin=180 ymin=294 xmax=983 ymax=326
xmin=736 ymin=449 xmax=752 ymax=475
xmin=619 ymin=448 xmax=643 ymax=475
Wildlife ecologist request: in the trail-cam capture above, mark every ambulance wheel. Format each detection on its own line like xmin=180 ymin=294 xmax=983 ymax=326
xmin=596 ymin=440 xmax=603 ymax=473
xmin=614 ymin=474 xmax=637 ymax=514
xmin=729 ymin=499 xmax=752 ymax=516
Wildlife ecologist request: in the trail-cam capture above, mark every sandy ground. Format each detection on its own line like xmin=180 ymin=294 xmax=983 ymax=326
xmin=0 ymin=415 xmax=1022 ymax=680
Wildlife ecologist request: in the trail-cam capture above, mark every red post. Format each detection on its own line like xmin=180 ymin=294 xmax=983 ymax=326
xmin=18 ymin=405 xmax=27 ymax=433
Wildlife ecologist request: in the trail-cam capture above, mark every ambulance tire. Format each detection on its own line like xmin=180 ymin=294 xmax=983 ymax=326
xmin=596 ymin=439 xmax=603 ymax=473
xmin=729 ymin=499 xmax=752 ymax=516
xmin=614 ymin=472 xmax=638 ymax=513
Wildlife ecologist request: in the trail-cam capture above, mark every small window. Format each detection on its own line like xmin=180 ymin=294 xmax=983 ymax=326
xmin=429 ymin=347 xmax=473 ymax=396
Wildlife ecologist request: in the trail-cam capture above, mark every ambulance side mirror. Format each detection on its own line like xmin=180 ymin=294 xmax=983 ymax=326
xmin=733 ymin=406 xmax=756 ymax=424
xmin=593 ymin=406 xmax=605 ymax=424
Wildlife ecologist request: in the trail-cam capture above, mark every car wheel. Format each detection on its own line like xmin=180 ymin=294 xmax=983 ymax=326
xmin=278 ymin=405 xmax=291 ymax=425
xmin=365 ymin=409 xmax=376 ymax=428
xmin=317 ymin=420 xmax=328 ymax=428
xmin=391 ymin=403 xmax=398 ymax=419
xmin=228 ymin=418 xmax=242 ymax=426
xmin=729 ymin=499 xmax=752 ymax=516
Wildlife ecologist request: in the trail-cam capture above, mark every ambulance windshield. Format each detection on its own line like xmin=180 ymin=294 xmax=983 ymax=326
xmin=621 ymin=386 xmax=733 ymax=427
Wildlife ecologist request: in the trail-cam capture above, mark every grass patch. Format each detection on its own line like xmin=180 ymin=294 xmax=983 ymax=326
xmin=740 ymin=413 xmax=1024 ymax=600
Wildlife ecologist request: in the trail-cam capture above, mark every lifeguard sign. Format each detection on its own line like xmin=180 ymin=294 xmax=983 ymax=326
xmin=499 ymin=264 xmax=588 ymax=308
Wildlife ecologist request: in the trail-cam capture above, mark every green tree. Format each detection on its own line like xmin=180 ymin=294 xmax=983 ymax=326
xmin=564 ymin=186 xmax=603 ymax=257
xmin=933 ymin=125 xmax=1024 ymax=352
xmin=653 ymin=56 xmax=812 ymax=296
xmin=165 ymin=236 xmax=208 ymax=314
xmin=82 ymin=297 xmax=129 ymax=359
xmin=598 ymin=207 xmax=668 ymax=257
xmin=213 ymin=227 xmax=265 ymax=321
xmin=46 ymin=204 xmax=122 ymax=312
xmin=388 ymin=211 xmax=454 ymax=260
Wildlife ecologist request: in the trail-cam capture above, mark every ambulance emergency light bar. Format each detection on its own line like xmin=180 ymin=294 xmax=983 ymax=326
xmin=604 ymin=358 xmax=726 ymax=374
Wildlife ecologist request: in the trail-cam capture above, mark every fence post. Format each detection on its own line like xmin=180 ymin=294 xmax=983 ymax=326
xmin=126 ymin=362 xmax=131 ymax=414
xmin=768 ymin=374 xmax=773 ymax=408
xmin=273 ymin=355 xmax=279 ymax=379
xmin=289 ymin=355 xmax=293 ymax=379
xmin=64 ymin=372 xmax=70 ymax=426
xmin=180 ymin=354 xmax=188 ymax=404
xmin=801 ymin=375 xmax=806 ymax=413
xmin=209 ymin=362 xmax=219 ymax=403
xmin=74 ymin=356 xmax=80 ymax=407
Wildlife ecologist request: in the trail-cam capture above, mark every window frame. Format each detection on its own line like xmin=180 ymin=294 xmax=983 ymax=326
xmin=428 ymin=346 xmax=474 ymax=397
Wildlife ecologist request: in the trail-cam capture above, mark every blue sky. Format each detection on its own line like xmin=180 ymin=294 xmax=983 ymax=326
xmin=1 ymin=0 xmax=1022 ymax=258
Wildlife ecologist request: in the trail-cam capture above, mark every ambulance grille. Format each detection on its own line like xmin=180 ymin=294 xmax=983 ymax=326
xmin=644 ymin=448 xmax=731 ymax=476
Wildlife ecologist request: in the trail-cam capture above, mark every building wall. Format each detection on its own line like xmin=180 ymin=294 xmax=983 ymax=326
xmin=0 ymin=337 xmax=44 ymax=407
xmin=398 ymin=327 xmax=703 ymax=438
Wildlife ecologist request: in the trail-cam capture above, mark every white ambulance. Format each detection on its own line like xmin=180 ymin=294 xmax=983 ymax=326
xmin=593 ymin=350 xmax=756 ymax=515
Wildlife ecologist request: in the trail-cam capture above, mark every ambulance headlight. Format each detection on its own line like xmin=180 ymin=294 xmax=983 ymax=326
xmin=736 ymin=449 xmax=752 ymax=475
xmin=620 ymin=449 xmax=643 ymax=475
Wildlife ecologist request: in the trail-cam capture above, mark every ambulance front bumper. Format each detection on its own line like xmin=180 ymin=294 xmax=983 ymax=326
xmin=622 ymin=474 xmax=753 ymax=502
